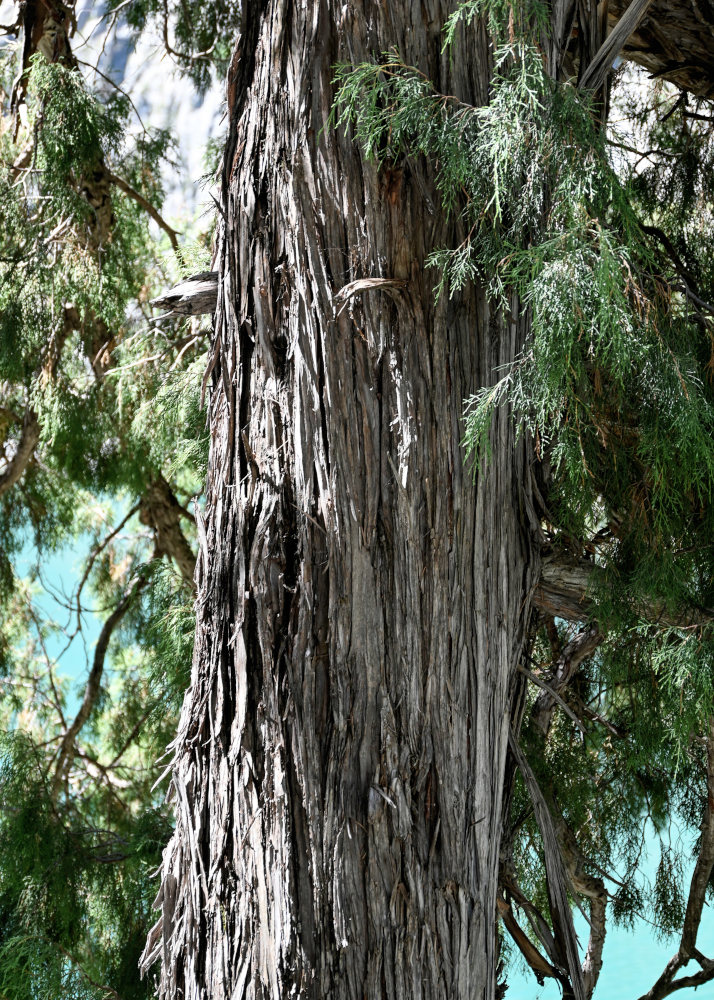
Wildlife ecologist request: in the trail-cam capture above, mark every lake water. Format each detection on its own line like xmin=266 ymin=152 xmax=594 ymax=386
xmin=507 ymin=844 xmax=714 ymax=999
xmin=18 ymin=544 xmax=714 ymax=999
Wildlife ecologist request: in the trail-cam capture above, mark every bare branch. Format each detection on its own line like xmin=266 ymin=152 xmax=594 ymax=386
xmin=517 ymin=663 xmax=587 ymax=734
xmin=531 ymin=626 xmax=602 ymax=736
xmin=496 ymin=896 xmax=562 ymax=985
xmin=50 ymin=574 xmax=147 ymax=800
xmin=105 ymin=169 xmax=180 ymax=250
xmin=151 ymin=272 xmax=218 ymax=316
xmin=637 ymin=718 xmax=714 ymax=1000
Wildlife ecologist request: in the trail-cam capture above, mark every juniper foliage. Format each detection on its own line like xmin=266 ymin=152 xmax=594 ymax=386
xmin=0 ymin=4 xmax=216 ymax=998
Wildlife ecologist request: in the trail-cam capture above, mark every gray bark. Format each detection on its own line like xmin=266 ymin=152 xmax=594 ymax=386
xmin=142 ymin=3 xmax=601 ymax=998
xmin=151 ymin=272 xmax=218 ymax=316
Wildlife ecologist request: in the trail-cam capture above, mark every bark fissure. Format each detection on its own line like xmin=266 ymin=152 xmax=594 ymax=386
xmin=142 ymin=4 xmax=583 ymax=998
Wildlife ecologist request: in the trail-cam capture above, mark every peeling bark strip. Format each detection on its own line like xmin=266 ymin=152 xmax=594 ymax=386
xmin=151 ymin=272 xmax=219 ymax=316
xmin=579 ymin=0 xmax=656 ymax=91
xmin=140 ymin=3 xmax=617 ymax=998
xmin=508 ymin=734 xmax=586 ymax=1000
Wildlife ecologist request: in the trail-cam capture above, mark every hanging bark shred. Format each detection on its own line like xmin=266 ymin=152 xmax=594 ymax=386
xmin=507 ymin=734 xmax=586 ymax=1000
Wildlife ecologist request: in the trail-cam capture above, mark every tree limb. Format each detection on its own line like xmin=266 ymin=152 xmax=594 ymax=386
xmin=0 ymin=305 xmax=75 ymax=496
xmin=517 ymin=662 xmax=587 ymax=734
xmin=50 ymin=574 xmax=147 ymax=801
xmin=139 ymin=474 xmax=196 ymax=590
xmin=496 ymin=896 xmax=562 ymax=985
xmin=531 ymin=626 xmax=602 ymax=736
xmin=105 ymin=169 xmax=180 ymax=250
xmin=637 ymin=718 xmax=714 ymax=1000
xmin=150 ymin=272 xmax=219 ymax=316
xmin=533 ymin=549 xmax=714 ymax=628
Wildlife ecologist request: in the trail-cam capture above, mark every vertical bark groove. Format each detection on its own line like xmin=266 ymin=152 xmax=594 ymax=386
xmin=143 ymin=4 xmax=556 ymax=998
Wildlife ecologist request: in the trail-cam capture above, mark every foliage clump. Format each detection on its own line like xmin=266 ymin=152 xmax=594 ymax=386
xmin=0 ymin=6 xmax=215 ymax=998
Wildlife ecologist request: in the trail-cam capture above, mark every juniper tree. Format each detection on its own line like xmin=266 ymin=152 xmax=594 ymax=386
xmin=140 ymin=2 xmax=714 ymax=1000
xmin=4 ymin=2 xmax=714 ymax=1000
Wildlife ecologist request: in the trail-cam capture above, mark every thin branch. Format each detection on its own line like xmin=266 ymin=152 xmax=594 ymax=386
xmin=75 ymin=58 xmax=148 ymax=132
xmin=75 ymin=502 xmax=142 ymax=628
xmin=607 ymin=138 xmax=678 ymax=160
xmin=105 ymin=169 xmax=179 ymax=249
xmin=531 ymin=625 xmax=602 ymax=736
xmin=517 ymin=662 xmax=587 ymax=734
xmin=160 ymin=0 xmax=216 ymax=64
xmin=54 ymin=941 xmax=125 ymax=1000
xmin=50 ymin=573 xmax=147 ymax=801
xmin=108 ymin=704 xmax=156 ymax=769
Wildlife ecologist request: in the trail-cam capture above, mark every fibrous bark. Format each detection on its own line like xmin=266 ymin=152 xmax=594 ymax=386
xmin=144 ymin=3 xmax=618 ymax=999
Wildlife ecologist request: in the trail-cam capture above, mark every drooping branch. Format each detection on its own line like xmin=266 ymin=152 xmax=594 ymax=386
xmin=637 ymin=718 xmax=714 ymax=1000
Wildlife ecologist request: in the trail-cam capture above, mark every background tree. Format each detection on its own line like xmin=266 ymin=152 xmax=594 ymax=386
xmin=0 ymin=2 xmax=236 ymax=996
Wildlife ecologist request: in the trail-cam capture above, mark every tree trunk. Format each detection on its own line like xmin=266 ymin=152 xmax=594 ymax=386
xmin=144 ymin=4 xmax=548 ymax=998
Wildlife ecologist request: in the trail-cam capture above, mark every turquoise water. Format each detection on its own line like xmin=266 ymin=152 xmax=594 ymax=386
xmin=507 ymin=841 xmax=714 ymax=999
xmin=20 ymin=543 xmax=714 ymax=998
